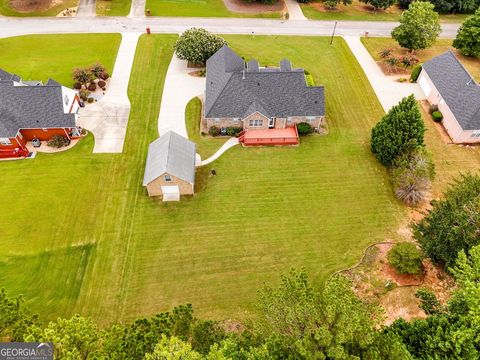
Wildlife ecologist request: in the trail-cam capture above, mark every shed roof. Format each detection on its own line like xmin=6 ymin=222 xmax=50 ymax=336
xmin=143 ymin=131 xmax=196 ymax=186
xmin=422 ymin=51 xmax=480 ymax=131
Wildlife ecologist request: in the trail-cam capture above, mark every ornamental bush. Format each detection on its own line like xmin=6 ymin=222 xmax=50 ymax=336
xmin=47 ymin=135 xmax=70 ymax=148
xmin=90 ymin=63 xmax=106 ymax=79
xmin=297 ymin=122 xmax=313 ymax=135
xmin=73 ymin=82 xmax=82 ymax=90
xmin=208 ymin=126 xmax=220 ymax=137
xmin=410 ymin=64 xmax=422 ymax=81
xmin=98 ymin=80 xmax=106 ymax=88
xmin=226 ymin=127 xmax=242 ymax=136
xmin=371 ymin=95 xmax=425 ymax=166
xmin=174 ymin=28 xmax=227 ymax=65
xmin=388 ymin=242 xmax=424 ymax=274
xmin=87 ymin=82 xmax=97 ymax=91
xmin=432 ymin=111 xmax=443 ymax=122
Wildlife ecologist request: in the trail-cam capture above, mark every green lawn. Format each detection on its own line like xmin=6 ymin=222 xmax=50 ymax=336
xmin=144 ymin=0 xmax=280 ymax=18
xmin=361 ymin=37 xmax=480 ymax=81
xmin=0 ymin=0 xmax=78 ymax=16
xmin=300 ymin=0 xmax=469 ymax=22
xmin=96 ymin=0 xmax=131 ymax=16
xmin=0 ymin=34 xmax=121 ymax=86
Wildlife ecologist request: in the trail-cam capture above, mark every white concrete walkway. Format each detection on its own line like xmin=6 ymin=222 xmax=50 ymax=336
xmin=343 ymin=36 xmax=425 ymax=112
xmin=77 ymin=32 xmax=140 ymax=153
xmin=128 ymin=0 xmax=145 ymax=17
xmin=76 ymin=0 xmax=95 ymax=17
xmin=199 ymin=137 xmax=239 ymax=166
xmin=158 ymin=55 xmax=206 ymax=137
xmin=284 ymin=0 xmax=307 ymax=20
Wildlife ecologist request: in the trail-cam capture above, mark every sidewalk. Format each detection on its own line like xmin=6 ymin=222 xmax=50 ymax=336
xmin=284 ymin=0 xmax=307 ymax=20
xmin=128 ymin=0 xmax=145 ymax=17
xmin=342 ymin=36 xmax=425 ymax=112
xmin=198 ymin=137 xmax=239 ymax=166
xmin=77 ymin=32 xmax=141 ymax=153
xmin=76 ymin=0 xmax=95 ymax=17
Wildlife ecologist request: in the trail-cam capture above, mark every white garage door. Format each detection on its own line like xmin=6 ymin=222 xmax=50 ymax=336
xmin=418 ymin=75 xmax=431 ymax=97
xmin=161 ymin=185 xmax=180 ymax=202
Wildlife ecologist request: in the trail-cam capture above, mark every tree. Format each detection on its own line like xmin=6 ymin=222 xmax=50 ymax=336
xmin=0 ymin=288 xmax=39 ymax=341
xmin=24 ymin=315 xmax=99 ymax=360
xmin=255 ymin=269 xmax=379 ymax=358
xmin=415 ymin=288 xmax=442 ymax=315
xmin=174 ymin=28 xmax=226 ymax=65
xmin=429 ymin=0 xmax=480 ymax=14
xmin=388 ymin=242 xmax=424 ymax=274
xmin=414 ymin=174 xmax=480 ymax=270
xmin=72 ymin=67 xmax=93 ymax=85
xmin=145 ymin=336 xmax=202 ymax=360
xmin=453 ymin=9 xmax=480 ymax=57
xmin=371 ymin=95 xmax=425 ymax=166
xmin=360 ymin=0 xmax=396 ymax=10
xmin=323 ymin=0 xmax=352 ymax=9
xmin=391 ymin=2 xmax=441 ymax=52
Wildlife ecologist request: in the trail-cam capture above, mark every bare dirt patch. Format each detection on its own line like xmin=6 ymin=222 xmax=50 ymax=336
xmin=223 ymin=0 xmax=285 ymax=14
xmin=309 ymin=1 xmax=400 ymax=15
xmin=10 ymin=0 xmax=58 ymax=12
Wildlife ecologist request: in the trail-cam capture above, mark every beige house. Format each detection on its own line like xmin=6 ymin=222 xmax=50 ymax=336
xmin=418 ymin=51 xmax=480 ymax=144
xmin=142 ymin=131 xmax=196 ymax=201
xmin=203 ymin=46 xmax=325 ymax=133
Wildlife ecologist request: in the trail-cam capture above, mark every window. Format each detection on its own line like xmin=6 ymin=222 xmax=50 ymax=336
xmin=306 ymin=116 xmax=316 ymax=124
xmin=471 ymin=130 xmax=480 ymax=138
xmin=42 ymin=128 xmax=48 ymax=132
xmin=164 ymin=174 xmax=172 ymax=182
xmin=287 ymin=117 xmax=292 ymax=124
xmin=214 ymin=118 xmax=220 ymax=123
xmin=233 ymin=118 xmax=240 ymax=123
xmin=0 ymin=138 xmax=11 ymax=145
xmin=64 ymin=94 xmax=69 ymax=106
xmin=248 ymin=119 xmax=263 ymax=127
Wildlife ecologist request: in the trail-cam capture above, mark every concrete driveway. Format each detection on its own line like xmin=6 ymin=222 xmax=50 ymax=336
xmin=76 ymin=0 xmax=96 ymax=17
xmin=158 ymin=55 xmax=206 ymax=137
xmin=77 ymin=32 xmax=140 ymax=153
xmin=343 ymin=36 xmax=425 ymax=112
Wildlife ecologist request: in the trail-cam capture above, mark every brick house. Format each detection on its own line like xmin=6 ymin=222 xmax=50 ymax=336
xmin=143 ymin=131 xmax=196 ymax=201
xmin=0 ymin=69 xmax=81 ymax=159
xmin=418 ymin=51 xmax=480 ymax=143
xmin=203 ymin=46 xmax=325 ymax=144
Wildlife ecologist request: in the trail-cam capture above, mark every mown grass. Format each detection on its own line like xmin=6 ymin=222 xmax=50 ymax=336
xmin=96 ymin=0 xmax=131 ymax=16
xmin=300 ymin=0 xmax=468 ymax=22
xmin=144 ymin=0 xmax=281 ymax=18
xmin=185 ymin=97 xmax=228 ymax=159
xmin=361 ymin=37 xmax=480 ymax=81
xmin=0 ymin=34 xmax=121 ymax=86
xmin=6 ymin=34 xmax=470 ymax=326
xmin=0 ymin=0 xmax=78 ymax=16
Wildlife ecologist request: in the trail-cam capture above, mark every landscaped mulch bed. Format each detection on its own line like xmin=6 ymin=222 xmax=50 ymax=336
xmin=10 ymin=0 xmax=60 ymax=12
xmin=223 ymin=0 xmax=284 ymax=14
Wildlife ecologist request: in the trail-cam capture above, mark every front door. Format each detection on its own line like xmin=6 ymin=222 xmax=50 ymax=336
xmin=268 ymin=117 xmax=275 ymax=128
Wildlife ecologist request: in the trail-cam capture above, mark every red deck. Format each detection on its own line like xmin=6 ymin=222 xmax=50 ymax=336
xmin=239 ymin=126 xmax=299 ymax=146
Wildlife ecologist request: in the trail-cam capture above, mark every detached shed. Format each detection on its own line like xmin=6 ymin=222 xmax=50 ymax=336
xmin=143 ymin=131 xmax=196 ymax=201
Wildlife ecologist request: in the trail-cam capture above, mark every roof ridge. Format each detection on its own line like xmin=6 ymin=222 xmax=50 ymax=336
xmin=205 ymin=72 xmax=235 ymax=118
xmin=445 ymin=50 xmax=477 ymax=86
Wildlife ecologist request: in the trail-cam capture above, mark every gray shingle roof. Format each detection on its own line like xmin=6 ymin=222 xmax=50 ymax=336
xmin=0 ymin=70 xmax=76 ymax=138
xmin=143 ymin=131 xmax=196 ymax=186
xmin=0 ymin=69 xmax=20 ymax=82
xmin=205 ymin=46 xmax=325 ymax=119
xmin=423 ymin=51 xmax=480 ymax=131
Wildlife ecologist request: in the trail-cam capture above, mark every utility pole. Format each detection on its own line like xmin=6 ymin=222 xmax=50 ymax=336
xmin=330 ymin=21 xmax=338 ymax=45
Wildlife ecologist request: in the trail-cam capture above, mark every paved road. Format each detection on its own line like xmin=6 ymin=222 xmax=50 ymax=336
xmin=0 ymin=17 xmax=460 ymax=38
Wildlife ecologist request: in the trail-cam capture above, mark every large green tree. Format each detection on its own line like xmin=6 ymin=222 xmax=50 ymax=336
xmin=0 ymin=288 xmax=39 ymax=341
xmin=360 ymin=0 xmax=396 ymax=10
xmin=414 ymin=173 xmax=480 ymax=270
xmin=392 ymin=1 xmax=441 ymax=52
xmin=453 ymin=9 xmax=480 ymax=57
xmin=145 ymin=336 xmax=202 ymax=360
xmin=323 ymin=0 xmax=352 ymax=9
xmin=370 ymin=95 xmax=425 ymax=166
xmin=174 ymin=28 xmax=226 ymax=65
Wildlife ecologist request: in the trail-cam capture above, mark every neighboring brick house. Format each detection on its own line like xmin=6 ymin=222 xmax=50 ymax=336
xmin=203 ymin=45 xmax=325 ymax=135
xmin=143 ymin=131 xmax=196 ymax=201
xmin=0 ymin=69 xmax=81 ymax=159
xmin=418 ymin=51 xmax=480 ymax=144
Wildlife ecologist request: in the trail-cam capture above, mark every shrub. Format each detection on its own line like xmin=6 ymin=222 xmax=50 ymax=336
xmin=87 ymin=82 xmax=97 ymax=91
xmin=379 ymin=48 xmax=393 ymax=58
xmin=432 ymin=111 xmax=443 ymax=122
xmin=384 ymin=56 xmax=400 ymax=67
xmin=371 ymin=95 xmax=425 ymax=166
xmin=391 ymin=147 xmax=435 ymax=206
xmin=208 ymin=126 xmax=220 ymax=137
xmin=453 ymin=9 xmax=480 ymax=57
xmin=47 ymin=135 xmax=69 ymax=148
xmin=397 ymin=0 xmax=414 ymax=9
xmin=410 ymin=64 xmax=422 ymax=82
xmin=414 ymin=174 xmax=480 ymax=270
xmin=429 ymin=104 xmax=438 ymax=114
xmin=98 ymin=72 xmax=110 ymax=80
xmin=87 ymin=97 xmax=94 ymax=103
xmin=305 ymin=73 xmax=315 ymax=86
xmin=226 ymin=127 xmax=242 ymax=136
xmin=73 ymin=82 xmax=82 ymax=90
xmin=79 ymin=90 xmax=90 ymax=101
xmin=388 ymin=242 xmax=424 ymax=274
xmin=174 ymin=28 xmax=227 ymax=65
xmin=72 ymin=67 xmax=92 ymax=84
xmin=98 ymin=80 xmax=106 ymax=88
xmin=297 ymin=122 xmax=313 ymax=136
xmin=415 ymin=288 xmax=442 ymax=314
xmin=90 ymin=63 xmax=106 ymax=78
xmin=402 ymin=54 xmax=420 ymax=68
